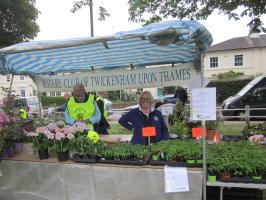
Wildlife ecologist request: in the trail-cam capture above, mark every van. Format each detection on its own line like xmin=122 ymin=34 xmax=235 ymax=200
xmin=222 ymin=76 xmax=266 ymax=117
xmin=14 ymin=96 xmax=40 ymax=117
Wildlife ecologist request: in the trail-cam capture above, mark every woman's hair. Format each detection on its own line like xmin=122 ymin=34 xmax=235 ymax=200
xmin=138 ymin=91 xmax=154 ymax=104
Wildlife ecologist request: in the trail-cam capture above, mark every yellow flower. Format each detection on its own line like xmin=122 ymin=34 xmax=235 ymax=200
xmin=87 ymin=130 xmax=99 ymax=143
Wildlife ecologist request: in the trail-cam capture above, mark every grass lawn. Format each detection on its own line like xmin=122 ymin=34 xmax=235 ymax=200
xmin=218 ymin=123 xmax=246 ymax=136
xmin=110 ymin=123 xmax=132 ymax=135
xmin=110 ymin=122 xmax=248 ymax=136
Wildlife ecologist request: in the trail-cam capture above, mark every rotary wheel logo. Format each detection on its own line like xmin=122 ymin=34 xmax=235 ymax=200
xmin=75 ymin=108 xmax=86 ymax=120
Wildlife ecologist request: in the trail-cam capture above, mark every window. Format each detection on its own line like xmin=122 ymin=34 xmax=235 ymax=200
xmin=21 ymin=90 xmax=26 ymax=97
xmin=56 ymin=92 xmax=61 ymax=96
xmin=50 ymin=92 xmax=55 ymax=96
xmin=234 ymin=55 xmax=243 ymax=66
xmin=6 ymin=74 xmax=10 ymax=82
xmin=20 ymin=75 xmax=25 ymax=80
xmin=209 ymin=57 xmax=218 ymax=68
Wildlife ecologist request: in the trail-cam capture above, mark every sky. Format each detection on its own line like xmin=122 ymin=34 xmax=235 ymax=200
xmin=35 ymin=0 xmax=266 ymax=45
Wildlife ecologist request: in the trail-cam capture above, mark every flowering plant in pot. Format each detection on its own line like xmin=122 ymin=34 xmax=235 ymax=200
xmin=46 ymin=122 xmax=77 ymax=161
xmin=26 ymin=126 xmax=52 ymax=160
xmin=0 ymin=88 xmax=26 ymax=155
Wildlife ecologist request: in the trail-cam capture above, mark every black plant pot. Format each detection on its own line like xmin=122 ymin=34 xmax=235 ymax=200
xmin=58 ymin=151 xmax=69 ymax=162
xmin=38 ymin=149 xmax=49 ymax=160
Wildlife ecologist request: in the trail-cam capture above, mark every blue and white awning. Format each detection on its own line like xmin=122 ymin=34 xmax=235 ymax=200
xmin=0 ymin=20 xmax=212 ymax=75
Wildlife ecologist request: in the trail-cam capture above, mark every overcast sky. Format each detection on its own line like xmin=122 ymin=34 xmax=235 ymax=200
xmin=35 ymin=0 xmax=266 ymax=45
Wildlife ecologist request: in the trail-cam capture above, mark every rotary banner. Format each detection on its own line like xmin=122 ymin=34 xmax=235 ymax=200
xmin=35 ymin=63 xmax=200 ymax=92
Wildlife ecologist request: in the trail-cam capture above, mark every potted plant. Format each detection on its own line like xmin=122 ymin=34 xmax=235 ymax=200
xmin=205 ymin=119 xmax=221 ymax=140
xmin=45 ymin=122 xmax=76 ymax=162
xmin=26 ymin=126 xmax=51 ymax=160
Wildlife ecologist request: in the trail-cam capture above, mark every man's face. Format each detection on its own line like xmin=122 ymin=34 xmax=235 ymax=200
xmin=73 ymin=86 xmax=85 ymax=102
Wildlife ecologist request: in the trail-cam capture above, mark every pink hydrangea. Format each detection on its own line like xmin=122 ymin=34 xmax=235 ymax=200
xmin=47 ymin=123 xmax=57 ymax=131
xmin=62 ymin=126 xmax=76 ymax=135
xmin=36 ymin=126 xmax=48 ymax=134
xmin=45 ymin=130 xmax=54 ymax=140
xmin=55 ymin=131 xmax=65 ymax=141
xmin=74 ymin=122 xmax=87 ymax=133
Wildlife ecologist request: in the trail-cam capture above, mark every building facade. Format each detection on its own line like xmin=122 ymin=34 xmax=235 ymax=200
xmin=0 ymin=75 xmax=37 ymax=100
xmin=204 ymin=34 xmax=266 ymax=78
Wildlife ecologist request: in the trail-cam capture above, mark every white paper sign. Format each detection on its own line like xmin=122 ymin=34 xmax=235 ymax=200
xmin=191 ymin=88 xmax=216 ymax=121
xmin=34 ymin=63 xmax=201 ymax=92
xmin=161 ymin=107 xmax=173 ymax=116
xmin=164 ymin=166 xmax=190 ymax=193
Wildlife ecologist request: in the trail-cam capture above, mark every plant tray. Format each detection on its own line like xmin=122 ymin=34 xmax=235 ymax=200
xmin=221 ymin=135 xmax=248 ymax=142
xmin=98 ymin=158 xmax=148 ymax=165
xmin=149 ymin=160 xmax=168 ymax=165
xmin=167 ymin=162 xmax=203 ymax=168
xmin=72 ymin=155 xmax=96 ymax=163
xmin=218 ymin=176 xmax=266 ymax=184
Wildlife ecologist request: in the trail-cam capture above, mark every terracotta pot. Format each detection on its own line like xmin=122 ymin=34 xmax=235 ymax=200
xmin=221 ymin=173 xmax=231 ymax=180
xmin=207 ymin=130 xmax=216 ymax=140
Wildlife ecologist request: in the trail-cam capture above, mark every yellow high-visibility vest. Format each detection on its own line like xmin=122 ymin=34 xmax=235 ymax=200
xmin=67 ymin=95 xmax=95 ymax=128
xmin=20 ymin=109 xmax=27 ymax=119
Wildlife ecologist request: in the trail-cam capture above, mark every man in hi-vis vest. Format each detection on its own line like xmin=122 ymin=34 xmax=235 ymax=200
xmin=65 ymin=83 xmax=100 ymax=129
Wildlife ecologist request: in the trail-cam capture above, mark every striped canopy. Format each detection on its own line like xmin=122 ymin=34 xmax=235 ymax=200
xmin=0 ymin=20 xmax=212 ymax=75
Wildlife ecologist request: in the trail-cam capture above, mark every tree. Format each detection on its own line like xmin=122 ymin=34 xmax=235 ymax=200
xmin=128 ymin=0 xmax=266 ymax=33
xmin=71 ymin=0 xmax=110 ymax=21
xmin=71 ymin=0 xmax=110 ymax=36
xmin=0 ymin=0 xmax=40 ymax=48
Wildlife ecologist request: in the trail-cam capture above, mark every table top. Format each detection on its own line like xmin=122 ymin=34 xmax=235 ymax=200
xmin=207 ymin=181 xmax=266 ymax=189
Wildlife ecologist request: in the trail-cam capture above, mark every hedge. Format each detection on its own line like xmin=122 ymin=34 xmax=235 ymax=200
xmin=41 ymin=96 xmax=65 ymax=107
xmin=207 ymin=78 xmax=252 ymax=103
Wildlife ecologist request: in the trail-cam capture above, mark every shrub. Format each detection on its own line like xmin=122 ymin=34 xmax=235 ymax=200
xmin=41 ymin=96 xmax=65 ymax=107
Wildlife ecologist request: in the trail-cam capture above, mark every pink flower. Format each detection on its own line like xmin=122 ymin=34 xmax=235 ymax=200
xmin=55 ymin=132 xmax=65 ymax=141
xmin=62 ymin=126 xmax=76 ymax=135
xmin=36 ymin=126 xmax=48 ymax=134
xmin=47 ymin=123 xmax=57 ymax=131
xmin=74 ymin=122 xmax=86 ymax=133
xmin=45 ymin=131 xmax=54 ymax=140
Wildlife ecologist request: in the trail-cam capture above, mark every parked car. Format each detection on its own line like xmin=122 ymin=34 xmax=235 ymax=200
xmin=221 ymin=76 xmax=266 ymax=118
xmin=14 ymin=96 xmax=40 ymax=117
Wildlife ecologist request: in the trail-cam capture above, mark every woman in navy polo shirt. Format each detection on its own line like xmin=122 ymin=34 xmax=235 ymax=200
xmin=119 ymin=91 xmax=169 ymax=145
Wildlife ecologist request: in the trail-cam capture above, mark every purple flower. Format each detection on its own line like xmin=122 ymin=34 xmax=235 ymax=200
xmin=47 ymin=123 xmax=57 ymax=131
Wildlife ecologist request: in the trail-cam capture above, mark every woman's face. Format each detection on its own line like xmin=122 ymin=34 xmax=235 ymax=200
xmin=140 ymin=93 xmax=152 ymax=110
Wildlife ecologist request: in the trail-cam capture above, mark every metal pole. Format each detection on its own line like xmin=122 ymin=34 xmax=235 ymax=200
xmin=8 ymin=74 xmax=15 ymax=97
xmin=201 ymin=54 xmax=207 ymax=200
xmin=37 ymin=91 xmax=43 ymax=118
xmin=89 ymin=0 xmax=94 ymax=37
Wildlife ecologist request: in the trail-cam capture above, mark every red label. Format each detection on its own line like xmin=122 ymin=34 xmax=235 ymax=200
xmin=192 ymin=128 xmax=203 ymax=137
xmin=142 ymin=127 xmax=156 ymax=137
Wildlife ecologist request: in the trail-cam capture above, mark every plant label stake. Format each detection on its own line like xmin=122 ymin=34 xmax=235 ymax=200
xmin=142 ymin=127 xmax=156 ymax=145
